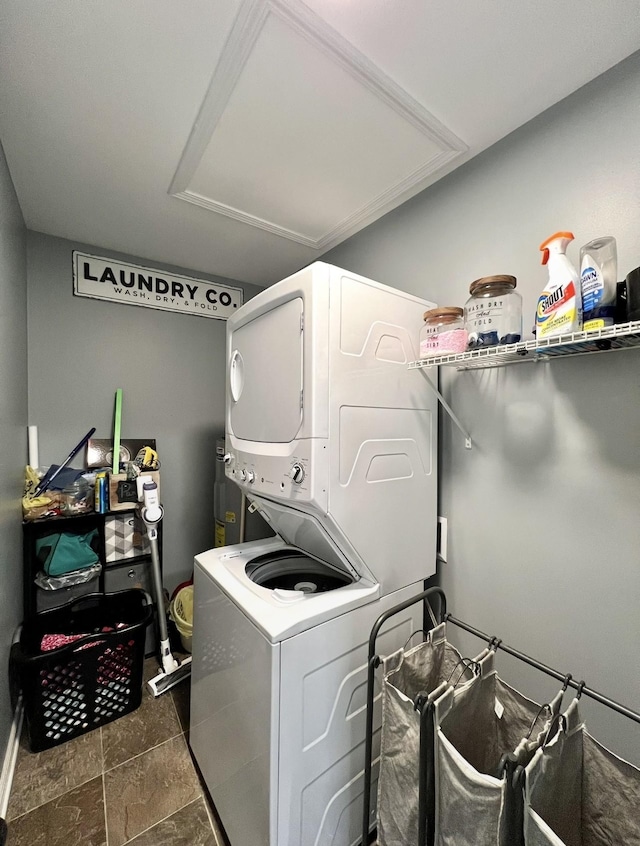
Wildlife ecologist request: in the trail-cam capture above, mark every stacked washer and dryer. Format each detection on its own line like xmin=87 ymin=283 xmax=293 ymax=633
xmin=190 ymin=262 xmax=438 ymax=846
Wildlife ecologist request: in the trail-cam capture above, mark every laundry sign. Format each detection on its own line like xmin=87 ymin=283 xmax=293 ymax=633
xmin=73 ymin=251 xmax=243 ymax=319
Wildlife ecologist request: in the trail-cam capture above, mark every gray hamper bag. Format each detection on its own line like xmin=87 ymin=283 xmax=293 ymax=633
xmin=434 ymin=651 xmax=556 ymax=846
xmin=376 ymin=623 xmax=477 ymax=846
xmin=524 ymin=698 xmax=640 ymax=846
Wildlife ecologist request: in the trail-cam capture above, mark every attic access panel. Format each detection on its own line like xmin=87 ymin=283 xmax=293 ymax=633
xmin=171 ymin=1 xmax=465 ymax=249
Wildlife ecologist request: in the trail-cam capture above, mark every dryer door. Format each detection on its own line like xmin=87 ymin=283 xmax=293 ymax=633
xmin=229 ymin=297 xmax=303 ymax=443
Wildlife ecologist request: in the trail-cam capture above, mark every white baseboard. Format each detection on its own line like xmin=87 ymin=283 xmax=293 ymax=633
xmin=0 ymin=697 xmax=23 ymax=820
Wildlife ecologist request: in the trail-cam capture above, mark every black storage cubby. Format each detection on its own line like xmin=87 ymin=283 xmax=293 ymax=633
xmin=23 ymin=512 xmax=108 ymax=619
xmin=23 ymin=510 xmax=161 ymax=655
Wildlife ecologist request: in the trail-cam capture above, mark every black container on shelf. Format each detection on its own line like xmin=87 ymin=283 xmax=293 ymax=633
xmin=626 ymin=267 xmax=640 ymax=321
xmin=10 ymin=589 xmax=152 ymax=752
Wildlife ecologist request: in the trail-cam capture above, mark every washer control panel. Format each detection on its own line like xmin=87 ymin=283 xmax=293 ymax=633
xmin=290 ymin=463 xmax=305 ymax=484
xmin=224 ymin=442 xmax=327 ymax=506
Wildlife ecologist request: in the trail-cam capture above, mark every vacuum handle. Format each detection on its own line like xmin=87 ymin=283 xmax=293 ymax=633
xmin=148 ymin=528 xmax=169 ymax=645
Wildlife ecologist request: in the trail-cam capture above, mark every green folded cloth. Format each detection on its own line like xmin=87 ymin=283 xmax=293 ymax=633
xmin=35 ymin=530 xmax=99 ymax=576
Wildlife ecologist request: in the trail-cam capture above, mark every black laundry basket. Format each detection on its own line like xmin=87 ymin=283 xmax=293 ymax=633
xmin=10 ymin=590 xmax=152 ymax=752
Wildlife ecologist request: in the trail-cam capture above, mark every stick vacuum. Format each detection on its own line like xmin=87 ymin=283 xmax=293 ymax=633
xmin=140 ymin=480 xmax=192 ymax=697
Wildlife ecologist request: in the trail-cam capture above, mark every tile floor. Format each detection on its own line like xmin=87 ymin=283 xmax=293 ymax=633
xmin=6 ymin=659 xmax=230 ymax=846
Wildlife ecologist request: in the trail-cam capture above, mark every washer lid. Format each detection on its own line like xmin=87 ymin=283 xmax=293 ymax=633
xmin=247 ymin=494 xmax=361 ymax=581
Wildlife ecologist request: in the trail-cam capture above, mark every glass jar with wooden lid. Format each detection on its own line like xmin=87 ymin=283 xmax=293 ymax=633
xmin=464 ymin=275 xmax=522 ymax=349
xmin=419 ymin=307 xmax=467 ymax=359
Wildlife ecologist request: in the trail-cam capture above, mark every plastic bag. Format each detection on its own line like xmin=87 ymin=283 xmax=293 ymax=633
xmin=34 ymin=561 xmax=102 ymax=590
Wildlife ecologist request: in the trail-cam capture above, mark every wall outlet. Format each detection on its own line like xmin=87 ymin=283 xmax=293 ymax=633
xmin=437 ymin=516 xmax=448 ymax=563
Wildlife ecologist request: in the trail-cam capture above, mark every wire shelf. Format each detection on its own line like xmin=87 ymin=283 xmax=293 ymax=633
xmin=409 ymin=320 xmax=640 ymax=371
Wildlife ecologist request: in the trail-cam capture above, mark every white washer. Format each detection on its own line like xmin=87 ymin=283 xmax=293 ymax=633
xmin=190 ymin=263 xmax=438 ymax=845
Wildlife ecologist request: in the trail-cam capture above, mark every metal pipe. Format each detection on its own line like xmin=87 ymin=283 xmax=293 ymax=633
xmin=239 ymin=492 xmax=247 ymax=544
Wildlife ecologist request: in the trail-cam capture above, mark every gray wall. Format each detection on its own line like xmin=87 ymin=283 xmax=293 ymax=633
xmin=325 ymin=52 xmax=640 ymax=764
xmin=0 ymin=141 xmax=27 ymax=759
xmin=27 ymin=232 xmax=264 ymax=590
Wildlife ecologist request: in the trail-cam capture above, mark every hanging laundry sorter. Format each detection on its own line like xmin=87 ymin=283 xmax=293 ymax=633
xmin=524 ymin=698 xmax=640 ymax=846
xmin=363 ymin=587 xmax=640 ymax=846
xmin=376 ymin=624 xmax=562 ymax=846
xmin=376 ymin=623 xmax=477 ymax=846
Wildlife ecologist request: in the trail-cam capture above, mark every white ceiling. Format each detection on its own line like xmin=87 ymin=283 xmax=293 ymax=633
xmin=1 ymin=0 xmax=639 ymax=287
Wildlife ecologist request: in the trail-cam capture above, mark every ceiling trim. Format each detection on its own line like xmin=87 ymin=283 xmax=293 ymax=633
xmin=172 ymin=188 xmax=322 ymax=247
xmin=169 ymin=0 xmax=468 ymax=250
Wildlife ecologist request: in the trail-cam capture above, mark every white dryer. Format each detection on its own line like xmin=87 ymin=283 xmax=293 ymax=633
xmin=190 ymin=262 xmax=438 ymax=846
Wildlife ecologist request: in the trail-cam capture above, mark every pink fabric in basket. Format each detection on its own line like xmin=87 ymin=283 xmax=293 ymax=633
xmin=41 ymin=633 xmax=86 ymax=651
xmin=40 ymin=623 xmax=127 ymax=652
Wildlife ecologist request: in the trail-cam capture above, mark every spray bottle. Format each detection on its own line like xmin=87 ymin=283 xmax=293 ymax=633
xmin=537 ymin=231 xmax=582 ymax=340
xmin=580 ymin=236 xmax=617 ymax=330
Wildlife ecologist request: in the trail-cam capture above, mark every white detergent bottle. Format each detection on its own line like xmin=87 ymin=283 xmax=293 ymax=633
xmin=537 ymin=231 xmax=582 ymax=340
xmin=580 ymin=236 xmax=617 ymax=330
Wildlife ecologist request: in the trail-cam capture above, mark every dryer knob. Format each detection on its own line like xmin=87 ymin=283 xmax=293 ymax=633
xmin=290 ymin=463 xmax=305 ymax=484
xmin=238 ymin=469 xmax=247 ymax=482
xmin=246 ymin=470 xmax=256 ymax=484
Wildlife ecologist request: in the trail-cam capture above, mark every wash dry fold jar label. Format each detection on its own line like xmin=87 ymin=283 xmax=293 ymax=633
xmin=464 ymin=275 xmax=522 ymax=348
xmin=419 ymin=307 xmax=467 ymax=358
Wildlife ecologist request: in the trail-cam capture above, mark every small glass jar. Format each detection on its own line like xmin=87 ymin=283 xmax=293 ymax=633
xmin=464 ymin=275 xmax=522 ymax=349
xmin=61 ymin=478 xmax=92 ymax=514
xmin=419 ymin=307 xmax=467 ymax=358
